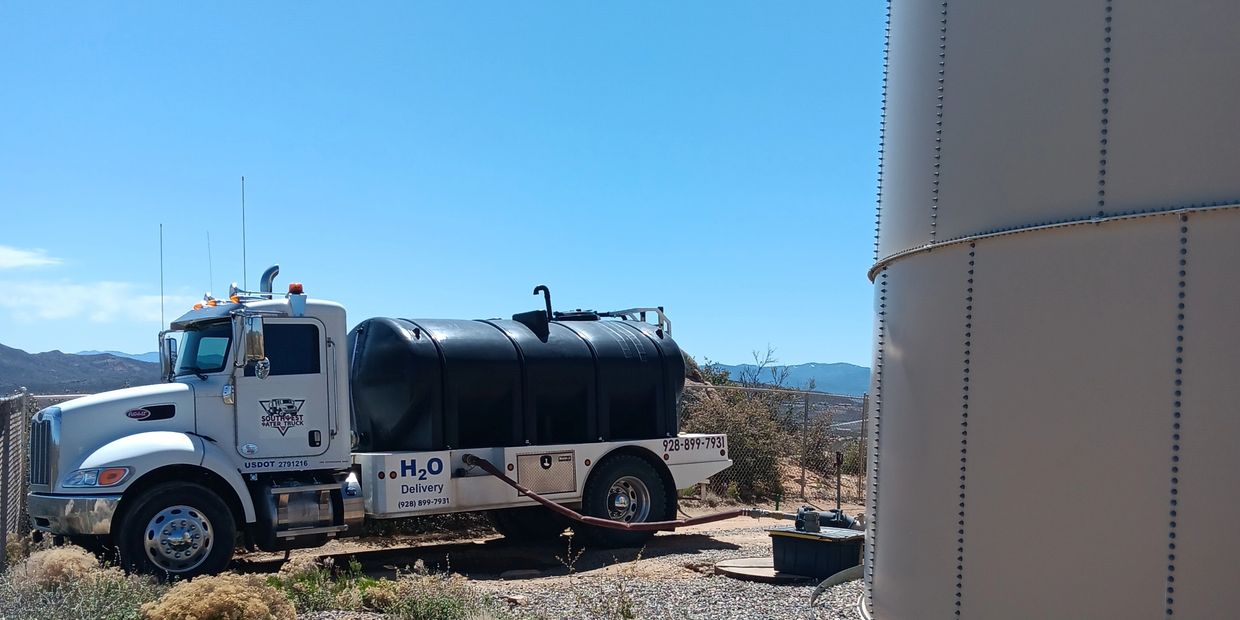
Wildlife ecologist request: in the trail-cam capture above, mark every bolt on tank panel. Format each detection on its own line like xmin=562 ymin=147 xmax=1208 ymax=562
xmin=863 ymin=269 xmax=886 ymax=606
xmin=933 ymin=0 xmax=1102 ymax=243
xmin=1104 ymin=1 xmax=1240 ymax=212
xmin=872 ymin=0 xmax=1240 ymax=617
xmin=876 ymin=0 xmax=950 ymax=259
xmin=1164 ymin=210 xmax=1240 ymax=618
xmin=961 ymin=217 xmax=1176 ymax=619
xmin=867 ymin=245 xmax=973 ymax=619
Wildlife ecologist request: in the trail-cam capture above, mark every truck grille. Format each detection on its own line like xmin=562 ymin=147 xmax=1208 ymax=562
xmin=28 ymin=417 xmax=52 ymax=486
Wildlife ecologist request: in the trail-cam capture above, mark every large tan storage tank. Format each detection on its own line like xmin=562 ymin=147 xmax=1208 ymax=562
xmin=866 ymin=1 xmax=1240 ymax=617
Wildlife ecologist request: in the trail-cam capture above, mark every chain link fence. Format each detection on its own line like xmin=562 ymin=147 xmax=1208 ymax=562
xmin=0 ymin=384 xmax=863 ymax=570
xmin=0 ymin=391 xmax=81 ymax=572
xmin=680 ymin=383 xmax=868 ymax=511
xmin=0 ymin=391 xmax=29 ymax=572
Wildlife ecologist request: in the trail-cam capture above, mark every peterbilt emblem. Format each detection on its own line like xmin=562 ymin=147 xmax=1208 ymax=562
xmin=540 ymin=455 xmax=553 ymax=470
xmin=125 ymin=408 xmax=151 ymax=420
xmin=259 ymin=399 xmax=305 ymax=436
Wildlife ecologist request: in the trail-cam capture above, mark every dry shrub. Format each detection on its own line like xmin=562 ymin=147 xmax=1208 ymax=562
xmin=17 ymin=545 xmax=115 ymax=588
xmin=4 ymin=533 xmax=53 ymax=574
xmin=140 ymin=573 xmax=295 ymax=620
xmin=0 ymin=546 xmax=164 ymax=620
xmin=360 ymin=578 xmax=399 ymax=610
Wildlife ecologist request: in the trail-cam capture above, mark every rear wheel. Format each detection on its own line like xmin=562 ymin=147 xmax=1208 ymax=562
xmin=579 ymin=454 xmax=668 ymax=548
xmin=116 ymin=481 xmax=235 ymax=579
xmin=489 ymin=506 xmax=569 ymax=541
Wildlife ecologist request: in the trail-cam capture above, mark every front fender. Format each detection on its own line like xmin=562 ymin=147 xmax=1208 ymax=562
xmin=74 ymin=431 xmax=256 ymax=523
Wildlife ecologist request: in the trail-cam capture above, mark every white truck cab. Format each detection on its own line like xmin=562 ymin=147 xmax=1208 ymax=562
xmin=27 ymin=266 xmax=731 ymax=577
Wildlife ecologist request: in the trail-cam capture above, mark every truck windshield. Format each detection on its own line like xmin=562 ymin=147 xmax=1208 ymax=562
xmin=175 ymin=321 xmax=232 ymax=376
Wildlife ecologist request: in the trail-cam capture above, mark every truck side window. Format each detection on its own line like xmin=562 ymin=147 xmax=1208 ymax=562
xmin=244 ymin=323 xmax=321 ymax=376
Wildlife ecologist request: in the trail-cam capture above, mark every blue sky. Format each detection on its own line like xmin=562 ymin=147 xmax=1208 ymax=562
xmin=0 ymin=2 xmax=884 ymax=366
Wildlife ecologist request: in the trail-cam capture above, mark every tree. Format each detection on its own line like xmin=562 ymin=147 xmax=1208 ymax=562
xmin=737 ymin=345 xmax=790 ymax=388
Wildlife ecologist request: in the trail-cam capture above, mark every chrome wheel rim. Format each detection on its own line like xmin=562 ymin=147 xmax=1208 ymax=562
xmin=606 ymin=476 xmax=651 ymax=523
xmin=144 ymin=505 xmax=213 ymax=573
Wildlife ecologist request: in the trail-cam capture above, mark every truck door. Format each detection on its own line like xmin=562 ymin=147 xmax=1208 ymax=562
xmin=234 ymin=318 xmax=332 ymax=459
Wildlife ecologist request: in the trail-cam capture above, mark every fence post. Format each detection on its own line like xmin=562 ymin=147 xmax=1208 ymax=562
xmin=0 ymin=391 xmax=19 ymax=574
xmin=799 ymin=394 xmax=809 ymax=500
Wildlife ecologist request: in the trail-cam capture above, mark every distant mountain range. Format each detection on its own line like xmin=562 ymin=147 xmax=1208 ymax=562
xmin=75 ymin=350 xmax=160 ymax=363
xmin=0 ymin=345 xmax=160 ymax=394
xmin=707 ymin=361 xmax=871 ymax=396
xmin=2 ymin=342 xmax=872 ymax=398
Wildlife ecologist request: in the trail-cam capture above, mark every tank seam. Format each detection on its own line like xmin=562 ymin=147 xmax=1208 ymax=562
xmin=873 ymin=0 xmax=893 ymax=263
xmin=402 ymin=319 xmax=452 ymax=449
xmin=865 ymin=267 xmax=888 ymax=608
xmin=559 ymin=322 xmax=606 ymax=441
xmin=611 ymin=322 xmax=676 ymax=438
xmin=930 ymin=0 xmax=950 ymax=242
xmin=954 ymin=244 xmax=974 ymax=616
xmin=867 ymin=201 xmax=1240 ymax=280
xmin=1096 ymin=0 xmax=1113 ymax=215
xmin=1166 ymin=214 xmax=1188 ymax=618
xmin=478 ymin=320 xmax=531 ymax=445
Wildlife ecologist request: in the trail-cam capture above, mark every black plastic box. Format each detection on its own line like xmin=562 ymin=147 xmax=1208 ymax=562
xmin=769 ymin=526 xmax=864 ymax=579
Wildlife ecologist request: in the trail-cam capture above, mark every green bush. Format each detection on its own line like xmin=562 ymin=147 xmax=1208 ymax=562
xmin=372 ymin=570 xmax=504 ymax=620
xmin=681 ymin=388 xmax=789 ymax=501
xmin=267 ymin=555 xmax=506 ymax=620
xmin=268 ymin=556 xmax=382 ymax=613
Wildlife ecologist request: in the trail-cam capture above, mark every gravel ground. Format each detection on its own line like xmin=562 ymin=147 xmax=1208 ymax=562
xmin=491 ymin=577 xmax=862 ymax=620
xmin=301 ymin=613 xmax=386 ymax=620
xmin=295 ymin=520 xmax=866 ymax=620
xmin=474 ymin=523 xmax=864 ymax=620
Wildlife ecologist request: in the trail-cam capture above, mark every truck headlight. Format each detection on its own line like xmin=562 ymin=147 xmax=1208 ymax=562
xmin=63 ymin=467 xmax=130 ymax=488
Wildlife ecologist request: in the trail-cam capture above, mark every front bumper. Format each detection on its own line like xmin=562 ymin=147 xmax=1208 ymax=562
xmin=27 ymin=493 xmax=122 ymax=536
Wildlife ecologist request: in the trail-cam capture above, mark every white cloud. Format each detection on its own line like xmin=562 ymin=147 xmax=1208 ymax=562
xmin=0 ymin=279 xmax=200 ymax=325
xmin=0 ymin=245 xmax=61 ymax=269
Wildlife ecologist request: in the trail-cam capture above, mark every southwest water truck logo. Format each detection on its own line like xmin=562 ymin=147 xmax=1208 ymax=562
xmin=259 ymin=399 xmax=305 ymax=436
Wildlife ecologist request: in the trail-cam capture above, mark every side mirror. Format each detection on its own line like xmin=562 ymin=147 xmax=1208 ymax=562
xmin=160 ymin=335 xmax=178 ymax=382
xmin=243 ymin=315 xmax=266 ymax=361
xmin=239 ymin=315 xmax=271 ymax=378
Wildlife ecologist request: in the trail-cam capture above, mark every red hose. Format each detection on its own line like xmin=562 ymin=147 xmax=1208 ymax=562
xmin=462 ymin=454 xmax=763 ymax=532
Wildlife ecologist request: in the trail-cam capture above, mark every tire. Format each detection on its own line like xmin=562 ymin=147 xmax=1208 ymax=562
xmin=489 ymin=506 xmax=569 ymax=541
xmin=579 ymin=454 xmax=669 ymax=548
xmin=116 ymin=481 xmax=236 ymax=579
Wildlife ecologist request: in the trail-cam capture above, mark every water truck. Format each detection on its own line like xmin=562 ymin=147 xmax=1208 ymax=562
xmin=26 ymin=266 xmax=732 ymax=577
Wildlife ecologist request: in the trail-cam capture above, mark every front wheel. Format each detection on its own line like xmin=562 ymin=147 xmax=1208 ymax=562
xmin=116 ymin=481 xmax=235 ymax=579
xmin=579 ymin=455 xmax=669 ymax=548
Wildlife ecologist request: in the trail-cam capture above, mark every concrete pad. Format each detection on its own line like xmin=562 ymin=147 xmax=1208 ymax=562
xmin=715 ymin=557 xmax=811 ymax=584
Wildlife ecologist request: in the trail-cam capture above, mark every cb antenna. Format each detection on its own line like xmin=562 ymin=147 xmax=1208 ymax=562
xmin=241 ymin=175 xmax=248 ymax=289
xmin=207 ymin=230 xmax=215 ymax=294
xmin=159 ymin=223 xmax=165 ymax=328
